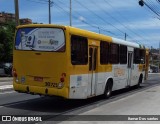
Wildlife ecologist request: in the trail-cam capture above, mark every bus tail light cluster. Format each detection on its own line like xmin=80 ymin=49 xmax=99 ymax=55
xmin=58 ymin=73 xmax=66 ymax=89
xmin=60 ymin=73 xmax=66 ymax=83
xmin=12 ymin=68 xmax=18 ymax=78
xmin=12 ymin=68 xmax=19 ymax=83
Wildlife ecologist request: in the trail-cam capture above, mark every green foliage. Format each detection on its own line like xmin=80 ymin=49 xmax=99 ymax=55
xmin=0 ymin=22 xmax=16 ymax=62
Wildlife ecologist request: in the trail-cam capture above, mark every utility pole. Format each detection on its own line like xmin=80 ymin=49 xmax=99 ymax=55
xmin=14 ymin=0 xmax=19 ymax=26
xmin=98 ymin=27 xmax=100 ymax=34
xmin=49 ymin=0 xmax=51 ymax=24
xmin=151 ymin=46 xmax=153 ymax=65
xmin=70 ymin=0 xmax=72 ymax=26
xmin=125 ymin=33 xmax=127 ymax=41
xmin=159 ymin=41 xmax=160 ymax=55
xmin=159 ymin=41 xmax=160 ymax=71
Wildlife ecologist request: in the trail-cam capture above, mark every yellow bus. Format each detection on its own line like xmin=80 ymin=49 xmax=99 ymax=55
xmin=13 ymin=24 xmax=149 ymax=99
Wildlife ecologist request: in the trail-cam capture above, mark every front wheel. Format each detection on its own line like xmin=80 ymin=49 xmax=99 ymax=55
xmin=104 ymin=80 xmax=113 ymax=99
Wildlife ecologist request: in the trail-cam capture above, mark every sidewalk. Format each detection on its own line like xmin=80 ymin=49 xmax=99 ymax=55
xmin=58 ymin=85 xmax=160 ymax=124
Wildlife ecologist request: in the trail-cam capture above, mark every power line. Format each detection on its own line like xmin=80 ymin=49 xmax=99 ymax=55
xmin=24 ymin=0 xmax=159 ymax=47
xmin=26 ymin=0 xmax=143 ymax=44
xmin=139 ymin=0 xmax=160 ymax=18
xmin=103 ymin=0 xmax=159 ymax=45
xmin=146 ymin=0 xmax=160 ymax=15
xmin=74 ymin=0 xmax=125 ymax=35
xmin=54 ymin=1 xmax=116 ymax=35
xmin=26 ymin=0 xmax=53 ymax=24
xmin=26 ymin=0 xmax=48 ymax=4
xmin=25 ymin=0 xmax=145 ymax=41
xmin=91 ymin=0 xmax=147 ymax=44
xmin=55 ymin=0 xmax=116 ymax=35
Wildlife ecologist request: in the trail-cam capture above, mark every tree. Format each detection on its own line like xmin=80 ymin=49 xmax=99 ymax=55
xmin=0 ymin=21 xmax=16 ymax=62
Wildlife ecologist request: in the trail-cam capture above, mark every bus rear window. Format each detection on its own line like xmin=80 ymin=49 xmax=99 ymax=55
xmin=15 ymin=28 xmax=65 ymax=52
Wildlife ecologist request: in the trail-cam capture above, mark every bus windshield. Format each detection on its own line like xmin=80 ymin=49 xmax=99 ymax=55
xmin=15 ymin=27 xmax=65 ymax=52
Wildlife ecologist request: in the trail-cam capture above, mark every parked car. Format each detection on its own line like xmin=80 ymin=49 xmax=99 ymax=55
xmin=3 ymin=63 xmax=12 ymax=76
xmin=152 ymin=68 xmax=159 ymax=73
xmin=148 ymin=69 xmax=153 ymax=73
xmin=0 ymin=63 xmax=5 ymax=76
xmin=149 ymin=64 xmax=159 ymax=73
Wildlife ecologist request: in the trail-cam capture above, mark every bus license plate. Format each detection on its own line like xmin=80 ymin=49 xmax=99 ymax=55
xmin=34 ymin=77 xmax=43 ymax=82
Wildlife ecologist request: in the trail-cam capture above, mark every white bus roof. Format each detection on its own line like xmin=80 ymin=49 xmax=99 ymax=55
xmin=112 ymin=37 xmax=145 ymax=49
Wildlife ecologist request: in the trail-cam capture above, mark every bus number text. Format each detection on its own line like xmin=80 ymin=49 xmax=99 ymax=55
xmin=45 ymin=82 xmax=58 ymax=87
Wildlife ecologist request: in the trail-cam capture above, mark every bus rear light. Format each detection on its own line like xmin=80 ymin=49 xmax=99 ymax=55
xmin=61 ymin=73 xmax=66 ymax=77
xmin=60 ymin=77 xmax=65 ymax=82
xmin=12 ymin=68 xmax=18 ymax=78
xmin=60 ymin=73 xmax=66 ymax=82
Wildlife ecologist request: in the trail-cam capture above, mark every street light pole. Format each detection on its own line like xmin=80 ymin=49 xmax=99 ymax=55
xmin=49 ymin=0 xmax=51 ymax=24
xmin=98 ymin=27 xmax=100 ymax=34
xmin=14 ymin=0 xmax=19 ymax=26
xmin=70 ymin=0 xmax=72 ymax=26
xmin=125 ymin=33 xmax=127 ymax=41
xmin=159 ymin=41 xmax=160 ymax=71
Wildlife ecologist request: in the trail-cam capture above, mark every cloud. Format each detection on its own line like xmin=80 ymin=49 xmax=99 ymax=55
xmin=1 ymin=0 xmax=159 ymax=48
xmin=78 ymin=16 xmax=86 ymax=21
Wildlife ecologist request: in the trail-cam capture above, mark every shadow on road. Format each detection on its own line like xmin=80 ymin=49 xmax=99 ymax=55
xmin=3 ymin=85 xmax=151 ymax=115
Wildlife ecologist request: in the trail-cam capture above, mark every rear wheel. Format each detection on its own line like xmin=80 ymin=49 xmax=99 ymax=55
xmin=104 ymin=80 xmax=113 ymax=98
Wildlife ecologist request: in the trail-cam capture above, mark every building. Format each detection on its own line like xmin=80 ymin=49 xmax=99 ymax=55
xmin=0 ymin=12 xmax=15 ymax=24
xmin=0 ymin=12 xmax=32 ymax=25
xmin=20 ymin=18 xmax=32 ymax=25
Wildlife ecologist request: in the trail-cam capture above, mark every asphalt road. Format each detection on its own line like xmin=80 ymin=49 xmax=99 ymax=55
xmin=0 ymin=74 xmax=159 ymax=123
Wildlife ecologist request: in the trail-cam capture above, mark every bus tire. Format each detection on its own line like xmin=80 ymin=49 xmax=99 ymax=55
xmin=104 ymin=80 xmax=113 ymax=99
xmin=137 ymin=74 xmax=143 ymax=88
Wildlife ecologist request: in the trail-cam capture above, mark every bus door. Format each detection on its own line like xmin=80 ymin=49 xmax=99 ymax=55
xmin=88 ymin=46 xmax=97 ymax=97
xmin=127 ymin=51 xmax=133 ymax=86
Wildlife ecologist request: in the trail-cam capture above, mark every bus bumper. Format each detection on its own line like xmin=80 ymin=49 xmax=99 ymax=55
xmin=13 ymin=82 xmax=69 ymax=99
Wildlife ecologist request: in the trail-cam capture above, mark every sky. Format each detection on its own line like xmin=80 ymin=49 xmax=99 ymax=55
xmin=0 ymin=0 xmax=160 ymax=48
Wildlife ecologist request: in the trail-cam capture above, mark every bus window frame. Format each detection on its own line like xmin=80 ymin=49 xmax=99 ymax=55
xmin=119 ymin=45 xmax=127 ymax=64
xmin=109 ymin=43 xmax=119 ymax=64
xmin=134 ymin=48 xmax=145 ymax=64
xmin=70 ymin=35 xmax=88 ymax=65
xmin=100 ymin=41 xmax=109 ymax=65
xmin=14 ymin=27 xmax=66 ymax=52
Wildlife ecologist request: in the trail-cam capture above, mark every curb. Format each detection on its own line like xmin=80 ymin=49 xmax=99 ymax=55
xmin=148 ymin=73 xmax=160 ymax=74
xmin=0 ymin=85 xmax=13 ymax=93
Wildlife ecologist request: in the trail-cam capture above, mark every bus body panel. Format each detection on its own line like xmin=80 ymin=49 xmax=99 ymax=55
xmin=13 ymin=25 xmax=70 ymax=98
xmin=13 ymin=24 xmax=148 ymax=99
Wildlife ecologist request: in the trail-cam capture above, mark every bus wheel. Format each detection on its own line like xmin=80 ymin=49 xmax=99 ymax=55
xmin=104 ymin=80 xmax=113 ymax=99
xmin=137 ymin=75 xmax=143 ymax=88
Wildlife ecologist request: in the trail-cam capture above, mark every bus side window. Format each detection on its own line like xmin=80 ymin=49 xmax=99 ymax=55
xmin=100 ymin=41 xmax=109 ymax=64
xmin=110 ymin=43 xmax=119 ymax=64
xmin=71 ymin=35 xmax=88 ymax=65
xmin=134 ymin=48 xmax=145 ymax=64
xmin=140 ymin=50 xmax=145 ymax=64
xmin=71 ymin=50 xmax=77 ymax=64
xmin=120 ymin=45 xmax=127 ymax=64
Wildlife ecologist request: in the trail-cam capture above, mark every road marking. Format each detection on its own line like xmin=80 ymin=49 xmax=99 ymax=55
xmin=0 ymin=106 xmax=4 ymax=108
xmin=0 ymin=91 xmax=15 ymax=94
xmin=0 ymin=81 xmax=12 ymax=83
xmin=0 ymin=85 xmax=13 ymax=89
